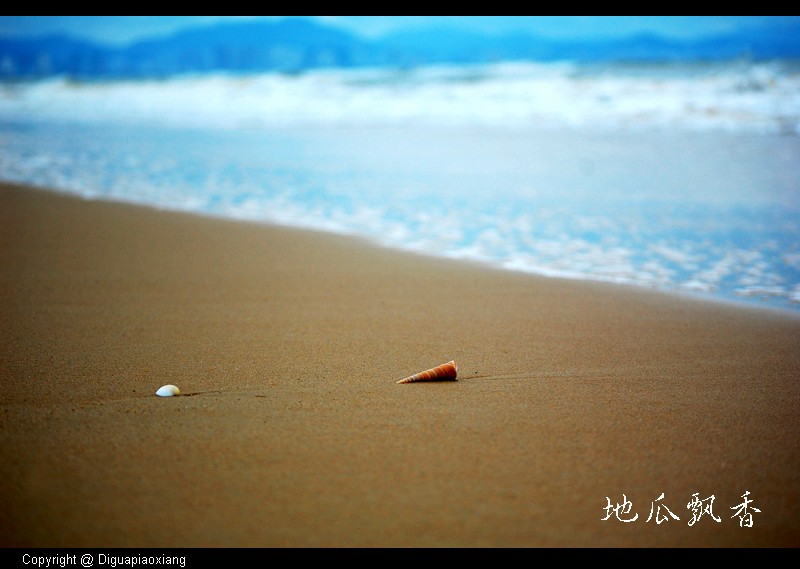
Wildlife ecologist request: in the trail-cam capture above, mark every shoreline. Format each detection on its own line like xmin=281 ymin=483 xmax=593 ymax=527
xmin=2 ymin=180 xmax=799 ymax=547
xmin=7 ymin=180 xmax=800 ymax=322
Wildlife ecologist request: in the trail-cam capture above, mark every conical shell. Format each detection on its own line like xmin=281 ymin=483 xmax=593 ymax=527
xmin=396 ymin=361 xmax=458 ymax=384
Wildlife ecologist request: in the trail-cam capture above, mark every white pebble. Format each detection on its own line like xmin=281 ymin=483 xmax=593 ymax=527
xmin=155 ymin=384 xmax=181 ymax=397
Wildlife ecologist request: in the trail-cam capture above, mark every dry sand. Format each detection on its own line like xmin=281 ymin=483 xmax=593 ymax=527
xmin=1 ymin=181 xmax=799 ymax=548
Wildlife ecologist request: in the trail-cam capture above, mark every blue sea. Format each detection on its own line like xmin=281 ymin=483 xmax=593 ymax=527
xmin=1 ymin=60 xmax=799 ymax=313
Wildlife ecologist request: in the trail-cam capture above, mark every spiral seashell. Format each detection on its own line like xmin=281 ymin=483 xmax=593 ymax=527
xmin=155 ymin=384 xmax=181 ymax=397
xmin=396 ymin=361 xmax=458 ymax=384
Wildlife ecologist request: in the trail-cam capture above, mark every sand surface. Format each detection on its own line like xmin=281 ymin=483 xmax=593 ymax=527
xmin=1 ymin=181 xmax=799 ymax=548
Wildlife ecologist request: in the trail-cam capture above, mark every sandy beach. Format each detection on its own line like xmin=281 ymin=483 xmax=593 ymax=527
xmin=1 ymin=180 xmax=799 ymax=548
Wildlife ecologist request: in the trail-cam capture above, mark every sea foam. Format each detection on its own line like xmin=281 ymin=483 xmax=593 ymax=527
xmin=1 ymin=60 xmax=799 ymax=133
xmin=1 ymin=61 xmax=799 ymax=313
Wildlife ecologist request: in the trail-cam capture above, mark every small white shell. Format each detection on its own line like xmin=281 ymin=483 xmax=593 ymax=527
xmin=155 ymin=384 xmax=181 ymax=397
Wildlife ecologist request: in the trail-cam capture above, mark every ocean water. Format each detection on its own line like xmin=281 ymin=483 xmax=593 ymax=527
xmin=1 ymin=60 xmax=799 ymax=313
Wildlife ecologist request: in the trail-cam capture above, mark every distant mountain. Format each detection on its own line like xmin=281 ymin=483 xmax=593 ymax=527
xmin=0 ymin=17 xmax=378 ymax=78
xmin=380 ymin=24 xmax=800 ymax=64
xmin=119 ymin=17 xmax=377 ymax=75
xmin=1 ymin=17 xmax=799 ymax=80
xmin=0 ymin=33 xmax=109 ymax=77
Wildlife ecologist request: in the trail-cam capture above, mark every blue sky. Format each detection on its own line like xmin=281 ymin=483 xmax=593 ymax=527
xmin=0 ymin=16 xmax=797 ymax=46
